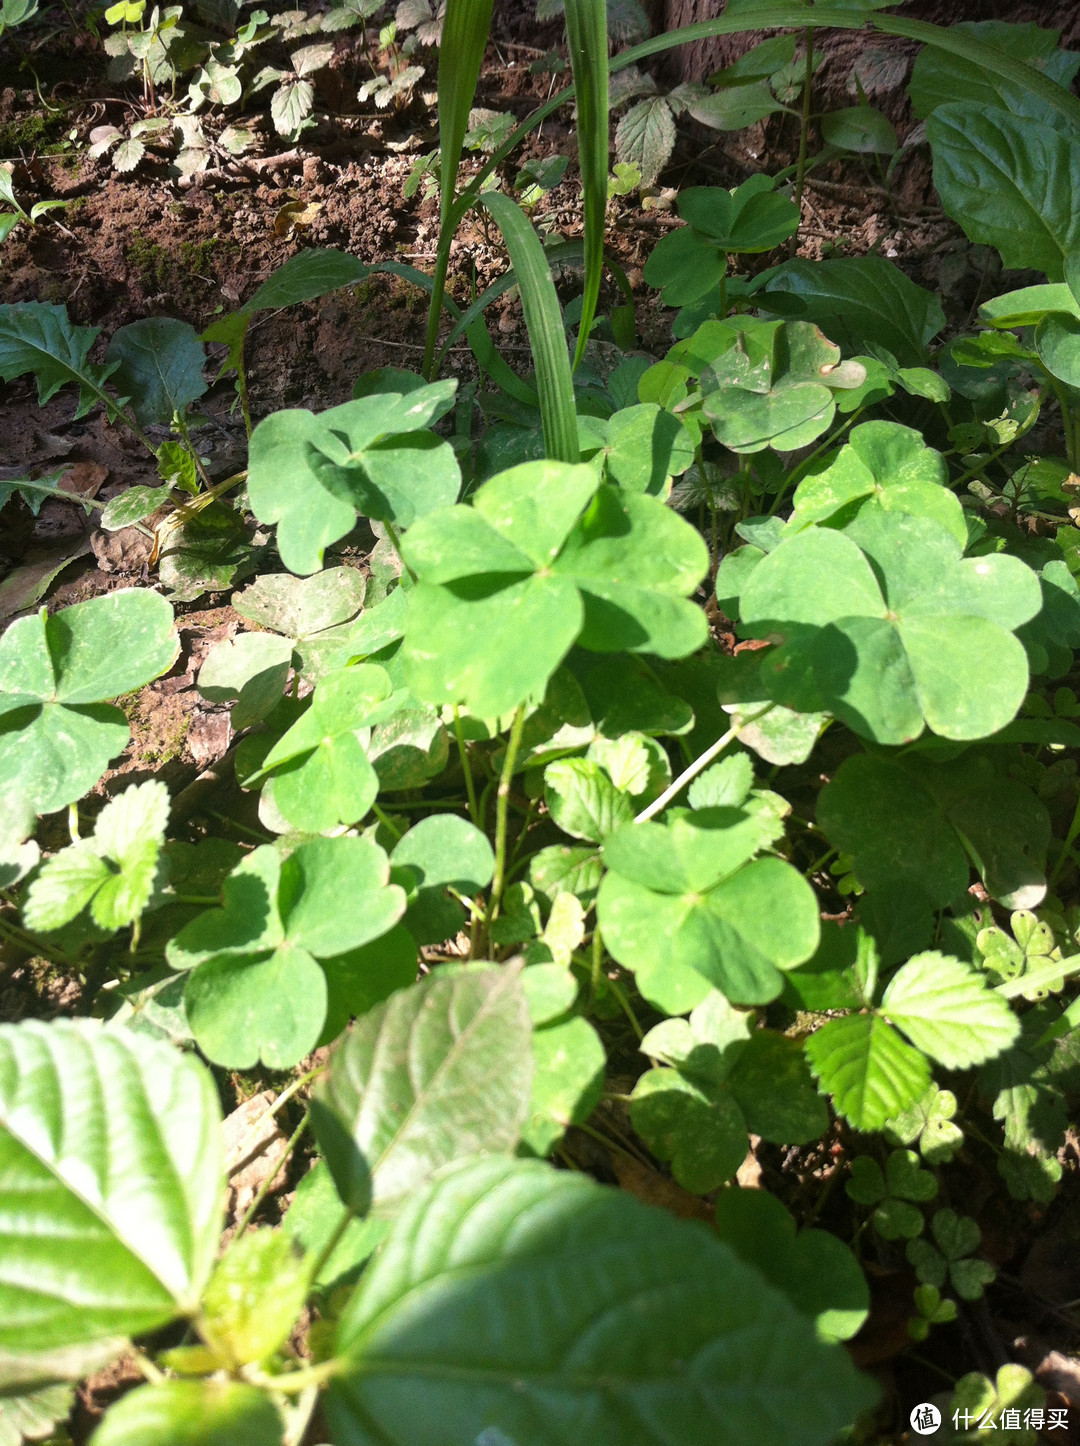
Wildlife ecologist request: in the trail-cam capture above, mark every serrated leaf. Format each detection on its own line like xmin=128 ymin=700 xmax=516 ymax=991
xmin=805 ymin=1014 xmax=931 ymax=1132
xmin=271 ymin=76 xmax=314 ymax=136
xmin=544 ymin=757 xmax=634 ymax=843
xmin=0 ymin=1021 xmax=222 ymax=1369
xmin=615 ymin=95 xmax=676 ymax=187
xmin=327 ymin=1155 xmax=878 ymax=1446
xmin=313 ymin=964 xmax=533 ymax=1211
xmin=881 ymin=952 xmax=1019 ymax=1068
xmin=112 ymin=137 xmax=145 ymax=172
xmin=0 ymin=302 xmax=122 ymax=419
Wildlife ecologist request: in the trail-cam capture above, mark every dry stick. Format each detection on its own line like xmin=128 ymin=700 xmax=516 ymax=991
xmin=634 ymin=705 xmax=776 ymax=824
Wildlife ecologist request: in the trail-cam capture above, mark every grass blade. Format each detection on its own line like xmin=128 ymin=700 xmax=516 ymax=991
xmin=564 ymin=0 xmax=609 ymax=371
xmin=481 ymin=192 xmax=579 ymax=464
xmin=423 ymin=0 xmax=494 ymax=379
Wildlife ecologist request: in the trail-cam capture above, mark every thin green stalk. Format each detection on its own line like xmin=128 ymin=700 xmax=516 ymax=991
xmin=482 ymin=704 xmax=528 ymax=938
xmin=1050 ymin=791 xmax=1080 ymax=889
xmin=372 ymin=803 xmax=405 ymax=843
xmin=564 ymin=0 xmax=609 ymax=370
xmin=382 ymin=520 xmax=417 ymax=582
xmin=635 ymin=705 xmax=775 ymax=823
xmin=234 ymin=1109 xmax=310 ymax=1240
xmin=790 ymin=28 xmax=814 ymax=256
xmin=606 ymin=975 xmax=644 ymax=1041
xmin=452 ymin=705 xmax=482 ymax=828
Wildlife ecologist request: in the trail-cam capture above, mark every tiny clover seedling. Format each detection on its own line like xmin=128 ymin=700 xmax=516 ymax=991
xmin=244 ymin=663 xmax=401 ymax=834
xmin=804 ymin=950 xmax=1019 ymax=1132
xmin=247 ymin=380 xmax=460 ymax=575
xmin=0 ymin=590 xmax=177 ymax=816
xmin=167 ymin=835 xmax=406 ymax=1069
xmin=399 ymin=459 xmax=708 ymax=719
xmin=907 ymin=1208 xmax=997 ymax=1301
xmin=731 ymin=506 xmax=1043 ymax=743
xmin=597 ymin=804 xmax=819 ymax=1013
xmin=631 ymin=991 xmax=827 ymax=1192
xmin=845 ymin=1148 xmax=937 ymax=1240
xmin=909 ymin=1284 xmax=958 ymax=1342
xmin=23 ymin=780 xmax=170 ymax=936
xmin=977 ymin=908 xmax=1065 ymax=999
xmin=642 ymin=178 xmax=800 ymax=309
xmin=885 ymin=1085 xmax=964 ymax=1164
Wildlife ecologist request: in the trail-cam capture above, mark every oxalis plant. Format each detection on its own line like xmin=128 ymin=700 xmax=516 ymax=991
xmin=3 ymin=3 xmax=1080 ymax=1444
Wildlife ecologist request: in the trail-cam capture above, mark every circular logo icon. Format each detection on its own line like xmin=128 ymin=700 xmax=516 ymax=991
xmin=910 ymin=1403 xmax=942 ymax=1435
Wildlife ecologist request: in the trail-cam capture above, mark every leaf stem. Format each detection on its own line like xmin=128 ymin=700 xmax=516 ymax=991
xmin=634 ymin=704 xmax=775 ymax=823
xmin=606 ymin=974 xmax=644 ymax=1041
xmin=247 ymin=1357 xmax=343 ymax=1394
xmin=452 ymin=705 xmax=482 ymax=828
xmin=482 ymin=704 xmax=528 ymax=941
xmin=234 ymin=1109 xmax=310 ymax=1240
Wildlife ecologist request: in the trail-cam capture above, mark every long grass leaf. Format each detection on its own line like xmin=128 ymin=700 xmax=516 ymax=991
xmin=564 ymin=0 xmax=609 ymax=372
xmin=481 ymin=192 xmax=579 ymax=464
xmin=422 ymin=0 xmax=494 ymax=378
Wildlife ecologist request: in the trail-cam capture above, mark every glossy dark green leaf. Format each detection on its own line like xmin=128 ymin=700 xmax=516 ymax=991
xmin=327 ymin=1155 xmax=878 ymax=1446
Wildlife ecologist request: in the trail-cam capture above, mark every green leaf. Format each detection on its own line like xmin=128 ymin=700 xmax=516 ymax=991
xmin=255 ymin=664 xmax=394 ymax=832
xmin=564 ymin=0 xmax=609 ymax=370
xmin=599 ymin=812 xmax=819 ymax=1006
xmin=0 ymin=591 xmax=177 ymax=815
xmin=615 ymin=95 xmax=675 ymax=188
xmin=282 ymin=1161 xmax=388 ymax=1291
xmin=319 ymin=926 xmax=418 ymax=1045
xmin=184 ymin=944 xmax=328 ymax=1072
xmin=581 ymin=403 xmax=695 ymax=494
xmin=544 ymin=757 xmax=634 ymax=843
xmin=401 ymin=461 xmax=707 ymax=717
xmin=312 ymin=964 xmax=533 ymax=1211
xmin=818 ymin=751 xmax=1050 ymax=911
xmin=687 ymin=752 xmax=754 ymax=810
xmin=521 ymin=1015 xmax=605 ymax=1156
xmin=740 ymin=515 xmax=1039 ymax=743
xmin=101 ymin=484 xmax=168 ymax=531
xmin=391 ymin=814 xmax=494 ymax=946
xmin=760 ymin=257 xmax=944 ymax=366
xmin=200 ymin=1230 xmax=309 ymax=1368
xmin=821 ymin=104 xmax=896 ymax=154
xmin=631 ymin=1066 xmax=748 ymax=1192
xmin=714 ymin=1190 xmax=869 ymax=1343
xmin=728 ymin=1030 xmax=830 ymax=1143
xmin=233 ymin=566 xmax=366 ymax=639
xmin=909 ymin=20 xmax=1080 ymax=132
xmin=239 ymin=248 xmax=369 ymax=313
xmin=437 ymin=0 xmax=494 ymax=234
xmin=927 ymin=104 xmax=1080 ymax=280
xmin=480 ymin=193 xmax=578 ymax=463
xmin=23 ymin=779 xmax=169 ymax=932
xmin=0 ymin=1381 xmax=74 ymax=1446
xmin=0 ymin=1021 xmax=222 ymax=1370
xmin=104 ymin=319 xmax=207 ymax=426
xmin=92 ymin=1381 xmax=282 ymax=1446
xmin=804 ymin=1014 xmax=931 ymax=1132
xmin=1035 ymin=310 xmax=1080 ymax=388
xmin=327 ymin=1156 xmax=878 ymax=1446
xmin=881 ymin=951 xmax=1020 ymax=1068
xmin=158 ymin=502 xmax=260 ymax=605
xmin=528 ymin=843 xmax=604 ymax=904
xmin=271 ymin=75 xmax=313 ymax=136
xmin=0 ymin=302 xmax=122 ymax=419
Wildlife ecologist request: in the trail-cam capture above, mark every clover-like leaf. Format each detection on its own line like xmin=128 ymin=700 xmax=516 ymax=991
xmin=789 ymin=420 xmax=965 ymax=546
xmin=23 ymin=779 xmax=169 ymax=933
xmin=327 ymin=1155 xmax=878 ymax=1446
xmin=400 ymin=460 xmax=708 ymax=718
xmin=578 ymin=402 xmax=694 ymax=494
xmin=818 ymin=750 xmax=1051 ymax=912
xmin=738 ymin=510 xmax=1042 ymax=743
xmin=599 ymin=809 xmax=819 ymax=1008
xmin=0 ymin=1021 xmax=222 ymax=1378
xmin=885 ymin=1085 xmax=963 ymax=1163
xmin=521 ymin=1015 xmax=605 ymax=1157
xmin=171 ymin=837 xmax=405 ymax=1069
xmin=390 ymin=814 xmax=494 ymax=946
xmin=714 ymin=1188 xmax=869 ymax=1344
xmin=250 ymin=663 xmax=397 ymax=833
xmin=0 ymin=591 xmax=177 ymax=815
xmin=247 ymin=383 xmax=460 ymax=575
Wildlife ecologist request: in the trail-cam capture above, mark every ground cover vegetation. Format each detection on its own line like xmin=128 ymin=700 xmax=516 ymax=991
xmin=3 ymin=0 xmax=1080 ymax=1442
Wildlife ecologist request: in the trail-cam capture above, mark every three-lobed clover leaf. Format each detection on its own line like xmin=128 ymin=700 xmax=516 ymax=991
xmin=0 ymin=590 xmax=178 ymax=816
xmin=845 ymin=1149 xmax=937 ymax=1240
xmin=787 ymin=419 xmax=966 ymax=545
xmin=885 ymin=1085 xmax=964 ymax=1164
xmin=245 ymin=663 xmax=400 ymax=834
xmin=906 ymin=1208 xmax=996 ymax=1301
xmin=734 ymin=506 xmax=1043 ymax=742
xmin=576 ymin=402 xmax=695 ymax=495
xmin=167 ymin=835 xmax=406 ymax=1069
xmin=23 ymin=780 xmax=170 ymax=934
xmin=399 ymin=459 xmax=709 ymax=719
xmin=598 ymin=805 xmax=819 ymax=1012
xmin=805 ymin=951 xmax=1020 ymax=1132
xmin=631 ymin=991 xmax=827 ymax=1193
xmin=247 ymin=381 xmax=460 ymax=575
